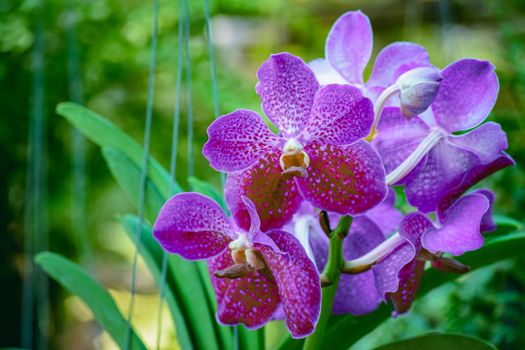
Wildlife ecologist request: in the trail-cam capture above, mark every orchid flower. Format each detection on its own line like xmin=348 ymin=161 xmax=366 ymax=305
xmin=152 ymin=193 xmax=321 ymax=338
xmin=203 ymin=52 xmax=387 ymax=232
xmin=346 ymin=190 xmax=494 ymax=315
xmin=373 ymin=59 xmax=514 ymax=212
xmin=309 ymin=10 xmax=432 ymax=102
xmin=284 ymin=190 xmax=403 ymax=315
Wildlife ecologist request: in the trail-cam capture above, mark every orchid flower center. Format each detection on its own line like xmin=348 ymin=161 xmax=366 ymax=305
xmin=220 ymin=234 xmax=266 ymax=274
xmin=279 ymin=138 xmax=310 ymax=179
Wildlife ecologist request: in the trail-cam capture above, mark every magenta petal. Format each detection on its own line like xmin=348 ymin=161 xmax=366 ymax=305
xmin=225 ymin=150 xmax=303 ymax=232
xmin=240 ymin=196 xmax=261 ymax=239
xmin=308 ymin=58 xmax=347 ymax=86
xmin=448 ymin=122 xmax=508 ymax=164
xmin=256 ymin=53 xmax=319 ymax=137
xmin=390 ymin=259 xmax=426 ymax=315
xmin=203 ymin=109 xmax=281 ymax=172
xmin=325 ymin=11 xmax=373 ymax=84
xmin=257 ymin=231 xmax=321 ymax=338
xmin=373 ymin=107 xmax=430 ymax=174
xmin=209 ymin=250 xmax=280 ymax=329
xmin=297 ymin=140 xmax=387 ymax=215
xmin=423 ymin=193 xmax=489 ymax=256
xmin=153 ymin=193 xmax=233 ymax=260
xmin=300 ymin=84 xmax=374 ymax=145
xmin=432 ymin=59 xmax=499 ymax=132
xmin=373 ymin=213 xmax=431 ymax=299
xmin=367 ymin=42 xmax=431 ymax=89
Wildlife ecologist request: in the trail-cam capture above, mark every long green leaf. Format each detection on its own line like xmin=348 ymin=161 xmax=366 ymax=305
xmin=188 ymin=176 xmax=228 ymax=213
xmin=373 ymin=333 xmax=496 ymax=350
xmin=120 ymin=215 xmax=193 ymax=350
xmin=121 ymin=215 xmax=230 ymax=350
xmin=279 ymin=231 xmax=525 ymax=350
xmin=35 ymin=252 xmax=147 ymax=350
xmin=56 ymin=102 xmax=182 ymax=197
xmin=103 ymin=147 xmax=164 ymax=223
xmin=239 ymin=326 xmax=265 ymax=350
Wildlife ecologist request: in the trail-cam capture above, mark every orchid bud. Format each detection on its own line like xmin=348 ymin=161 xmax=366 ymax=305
xmin=396 ymin=66 xmax=442 ymax=117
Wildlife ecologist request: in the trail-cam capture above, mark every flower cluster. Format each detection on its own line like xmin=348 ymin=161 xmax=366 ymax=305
xmin=153 ymin=10 xmax=513 ymax=338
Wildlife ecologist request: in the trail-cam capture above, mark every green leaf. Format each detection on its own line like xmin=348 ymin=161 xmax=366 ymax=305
xmin=188 ymin=176 xmax=228 ymax=213
xmin=103 ymin=147 xmax=164 ymax=223
xmin=121 ymin=215 xmax=231 ymax=350
xmin=238 ymin=326 xmax=265 ymax=350
xmin=35 ymin=252 xmax=147 ymax=350
xmin=278 ymin=231 xmax=525 ymax=350
xmin=373 ymin=333 xmax=496 ymax=350
xmin=57 ymin=102 xmax=182 ymax=197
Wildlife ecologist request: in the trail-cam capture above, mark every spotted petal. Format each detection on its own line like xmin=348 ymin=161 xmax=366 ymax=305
xmin=300 ymin=84 xmax=374 ymax=145
xmin=209 ymin=250 xmax=280 ymax=329
xmin=389 ymin=259 xmax=426 ymax=315
xmin=256 ymin=53 xmax=319 ymax=137
xmin=297 ymin=140 xmax=387 ymax=215
xmin=203 ymin=109 xmax=281 ymax=172
xmin=366 ymin=42 xmax=431 ymax=89
xmin=225 ymin=150 xmax=303 ymax=232
xmin=432 ymin=59 xmax=499 ymax=132
xmin=423 ymin=193 xmax=489 ymax=256
xmin=325 ymin=11 xmax=373 ymax=84
xmin=153 ymin=193 xmax=233 ymax=260
xmin=257 ymin=231 xmax=321 ymax=338
xmin=373 ymin=213 xmax=432 ymax=299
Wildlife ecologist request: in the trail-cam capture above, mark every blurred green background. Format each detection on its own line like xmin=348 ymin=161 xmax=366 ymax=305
xmin=1 ymin=0 xmax=525 ymax=349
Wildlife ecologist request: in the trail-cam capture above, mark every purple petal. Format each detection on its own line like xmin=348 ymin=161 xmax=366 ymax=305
xmin=333 ymin=216 xmax=385 ymax=315
xmin=209 ymin=250 xmax=280 ymax=329
xmin=436 ymin=153 xmax=514 ymax=212
xmin=308 ymin=58 xmax=347 ymax=86
xmin=404 ymin=139 xmax=481 ymax=213
xmin=299 ymin=84 xmax=374 ymax=145
xmin=325 ymin=11 xmax=372 ymax=84
xmin=475 ymin=189 xmax=497 ymax=233
xmin=153 ymin=193 xmax=233 ymax=260
xmin=448 ymin=122 xmax=508 ymax=164
xmin=373 ymin=107 xmax=430 ymax=175
xmin=225 ymin=150 xmax=303 ymax=232
xmin=366 ymin=42 xmax=431 ymax=89
xmin=257 ymin=231 xmax=321 ymax=338
xmin=298 ymin=140 xmax=387 ymax=215
xmin=373 ymin=213 xmax=432 ymax=299
xmin=432 ymin=59 xmax=499 ymax=132
xmin=241 ymin=196 xmax=261 ymax=239
xmin=365 ymin=188 xmax=404 ymax=236
xmin=423 ymin=193 xmax=489 ymax=256
xmin=256 ymin=53 xmax=319 ymax=137
xmin=203 ymin=109 xmax=281 ymax=172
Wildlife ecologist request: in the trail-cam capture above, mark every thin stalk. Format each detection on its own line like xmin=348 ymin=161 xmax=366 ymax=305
xmin=386 ymin=129 xmax=445 ymax=185
xmin=366 ymin=84 xmax=400 ymax=141
xmin=303 ymin=216 xmax=352 ymax=350
xmin=342 ymin=233 xmax=404 ymax=273
xmin=124 ymin=0 xmax=159 ymax=348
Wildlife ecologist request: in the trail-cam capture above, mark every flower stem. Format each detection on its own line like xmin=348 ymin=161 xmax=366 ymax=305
xmin=303 ymin=216 xmax=352 ymax=350
xmin=365 ymin=84 xmax=400 ymax=141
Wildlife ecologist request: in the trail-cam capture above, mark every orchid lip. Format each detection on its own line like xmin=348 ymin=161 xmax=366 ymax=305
xmin=279 ymin=138 xmax=310 ymax=178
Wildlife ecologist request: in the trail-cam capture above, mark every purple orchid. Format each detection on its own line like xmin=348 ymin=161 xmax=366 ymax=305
xmin=203 ymin=52 xmax=387 ymax=232
xmin=309 ymin=10 xmax=432 ymax=102
xmin=371 ymin=190 xmax=493 ymax=314
xmin=152 ymin=193 xmax=321 ymax=338
xmin=284 ymin=190 xmax=403 ymax=315
xmin=373 ymin=58 xmax=514 ymax=213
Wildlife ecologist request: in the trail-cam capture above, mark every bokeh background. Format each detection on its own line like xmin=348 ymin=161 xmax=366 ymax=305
xmin=2 ymin=0 xmax=525 ymax=349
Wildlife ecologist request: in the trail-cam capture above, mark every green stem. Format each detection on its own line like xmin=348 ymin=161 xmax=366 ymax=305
xmin=303 ymin=216 xmax=352 ymax=350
